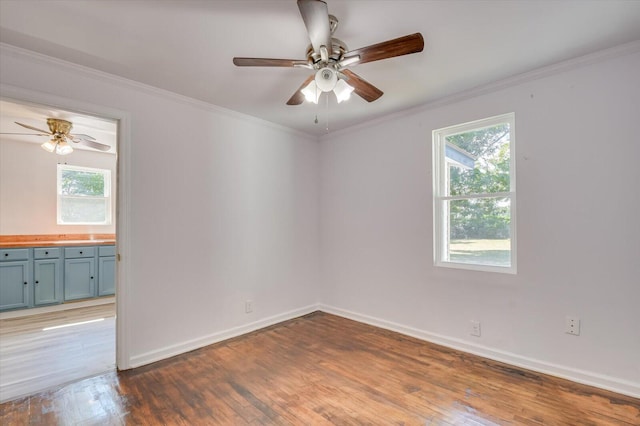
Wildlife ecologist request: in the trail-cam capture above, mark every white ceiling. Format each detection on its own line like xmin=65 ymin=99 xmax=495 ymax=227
xmin=1 ymin=0 xmax=640 ymax=137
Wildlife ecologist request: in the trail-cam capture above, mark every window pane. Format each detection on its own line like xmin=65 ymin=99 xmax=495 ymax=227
xmin=446 ymin=197 xmax=511 ymax=267
xmin=446 ymin=123 xmax=510 ymax=196
xmin=60 ymin=169 xmax=105 ymax=196
xmin=60 ymin=197 xmax=107 ymax=223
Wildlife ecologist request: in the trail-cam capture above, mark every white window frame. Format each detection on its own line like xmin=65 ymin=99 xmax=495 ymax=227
xmin=57 ymin=164 xmax=112 ymax=225
xmin=432 ymin=113 xmax=516 ymax=274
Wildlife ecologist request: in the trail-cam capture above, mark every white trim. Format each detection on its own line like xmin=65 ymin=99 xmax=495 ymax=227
xmin=0 ymin=82 xmax=132 ymax=371
xmin=318 ymin=304 xmax=640 ymax=399
xmin=433 ymin=112 xmax=516 ymax=274
xmin=433 ymin=258 xmax=516 ymax=274
xmin=440 ymin=192 xmax=512 ymax=201
xmin=128 ymin=304 xmax=320 ymax=368
xmin=115 ymin=110 xmax=132 ymax=370
xmin=0 ymin=297 xmax=114 ymax=320
xmin=6 ymin=299 xmax=636 ymax=398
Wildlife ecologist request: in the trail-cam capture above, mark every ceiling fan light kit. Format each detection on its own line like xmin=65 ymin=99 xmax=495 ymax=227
xmin=316 ymin=67 xmax=338 ymax=92
xmin=44 ymin=118 xmax=74 ymax=155
xmin=41 ymin=138 xmax=73 ymax=155
xmin=333 ymin=79 xmax=354 ymax=103
xmin=53 ymin=139 xmax=74 ymax=155
xmin=40 ymin=139 xmax=57 ymax=153
xmin=301 ymin=80 xmax=322 ymax=103
xmin=300 ymin=67 xmax=355 ymax=104
xmin=233 ymin=0 xmax=424 ymax=106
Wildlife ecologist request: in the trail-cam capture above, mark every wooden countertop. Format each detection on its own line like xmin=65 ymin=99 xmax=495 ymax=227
xmin=0 ymin=234 xmax=116 ymax=248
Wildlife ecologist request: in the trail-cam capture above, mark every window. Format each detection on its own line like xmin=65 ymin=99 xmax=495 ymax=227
xmin=433 ymin=113 xmax=516 ymax=273
xmin=57 ymin=165 xmax=111 ymax=225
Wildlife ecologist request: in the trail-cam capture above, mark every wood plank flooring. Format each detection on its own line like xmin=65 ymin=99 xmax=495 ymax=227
xmin=0 ymin=303 xmax=115 ymax=402
xmin=1 ymin=311 xmax=639 ymax=425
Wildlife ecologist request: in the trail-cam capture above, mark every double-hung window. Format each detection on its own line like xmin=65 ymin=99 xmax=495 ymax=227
xmin=433 ymin=113 xmax=516 ymax=273
xmin=57 ymin=164 xmax=112 ymax=225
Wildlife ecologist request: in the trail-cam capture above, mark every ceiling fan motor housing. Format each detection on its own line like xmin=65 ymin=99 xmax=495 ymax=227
xmin=47 ymin=118 xmax=73 ymax=135
xmin=306 ymin=38 xmax=347 ymax=65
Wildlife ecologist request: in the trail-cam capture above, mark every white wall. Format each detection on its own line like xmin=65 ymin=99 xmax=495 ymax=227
xmin=0 ymin=45 xmax=320 ymax=366
xmin=0 ymin=138 xmax=117 ymax=234
xmin=320 ymin=48 xmax=640 ymax=396
xmin=2 ymin=42 xmax=638 ymax=397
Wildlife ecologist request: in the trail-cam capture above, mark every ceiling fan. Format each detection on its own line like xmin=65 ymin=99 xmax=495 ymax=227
xmin=233 ymin=0 xmax=424 ymax=105
xmin=1 ymin=118 xmax=110 ymax=155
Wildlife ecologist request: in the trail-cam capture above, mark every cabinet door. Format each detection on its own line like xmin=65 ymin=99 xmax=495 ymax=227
xmin=64 ymin=258 xmax=96 ymax=301
xmin=98 ymin=256 xmax=116 ymax=296
xmin=34 ymin=259 xmax=62 ymax=306
xmin=0 ymin=261 xmax=30 ymax=310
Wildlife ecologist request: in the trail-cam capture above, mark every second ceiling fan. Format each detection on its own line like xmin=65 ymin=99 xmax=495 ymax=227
xmin=2 ymin=119 xmax=111 ymax=155
xmin=233 ymin=0 xmax=424 ymax=105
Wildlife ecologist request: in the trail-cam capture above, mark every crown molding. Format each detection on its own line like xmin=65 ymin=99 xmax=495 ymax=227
xmin=321 ymin=39 xmax=640 ymax=141
xmin=0 ymin=43 xmax=317 ymax=142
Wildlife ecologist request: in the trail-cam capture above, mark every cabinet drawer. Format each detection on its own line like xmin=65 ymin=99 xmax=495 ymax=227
xmin=99 ymin=246 xmax=116 ymax=257
xmin=64 ymin=247 xmax=96 ymax=258
xmin=0 ymin=248 xmax=30 ymax=261
xmin=34 ymin=248 xmax=61 ymax=259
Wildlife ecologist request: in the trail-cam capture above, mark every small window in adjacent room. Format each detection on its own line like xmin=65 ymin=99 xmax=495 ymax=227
xmin=432 ymin=113 xmax=516 ymax=273
xmin=57 ymin=164 xmax=111 ymax=225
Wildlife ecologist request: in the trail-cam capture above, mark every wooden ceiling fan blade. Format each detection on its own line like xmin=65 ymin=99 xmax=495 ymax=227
xmin=75 ymin=139 xmax=111 ymax=152
xmin=342 ymin=33 xmax=424 ymax=65
xmin=15 ymin=121 xmax=52 ymax=135
xmin=297 ymin=0 xmax=332 ymax=57
xmin=341 ymin=69 xmax=383 ymax=102
xmin=286 ymin=75 xmax=315 ymax=105
xmin=233 ymin=57 xmax=309 ymax=67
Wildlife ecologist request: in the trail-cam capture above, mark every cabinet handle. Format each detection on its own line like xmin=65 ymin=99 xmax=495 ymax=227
xmin=45 ymin=251 xmax=49 ymax=255
xmin=4 ymin=253 xmax=7 ymax=257
xmin=23 ymin=281 xmax=27 ymax=285
xmin=90 ymin=276 xmax=94 ymax=280
xmin=35 ymin=280 xmax=39 ymax=284
xmin=79 ymin=251 xmax=83 ymax=254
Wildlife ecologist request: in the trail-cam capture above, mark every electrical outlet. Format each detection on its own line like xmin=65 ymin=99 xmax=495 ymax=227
xmin=245 ymin=300 xmax=253 ymax=313
xmin=470 ymin=320 xmax=481 ymax=337
xmin=565 ymin=316 xmax=580 ymax=335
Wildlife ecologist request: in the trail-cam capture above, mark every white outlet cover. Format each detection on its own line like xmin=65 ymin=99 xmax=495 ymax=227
xmin=565 ymin=316 xmax=580 ymax=335
xmin=470 ymin=320 xmax=481 ymax=337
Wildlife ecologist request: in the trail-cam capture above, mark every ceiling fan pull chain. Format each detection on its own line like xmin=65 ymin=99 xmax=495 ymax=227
xmin=326 ymin=92 xmax=329 ymax=132
xmin=315 ymin=84 xmax=320 ymax=124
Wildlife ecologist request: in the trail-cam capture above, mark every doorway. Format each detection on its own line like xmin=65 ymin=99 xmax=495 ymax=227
xmin=0 ymin=94 xmax=127 ymax=402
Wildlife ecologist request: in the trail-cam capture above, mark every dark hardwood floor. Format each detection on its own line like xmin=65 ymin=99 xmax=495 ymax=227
xmin=1 ymin=311 xmax=638 ymax=425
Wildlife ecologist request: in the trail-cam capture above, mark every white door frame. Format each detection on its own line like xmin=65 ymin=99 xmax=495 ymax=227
xmin=0 ymin=82 xmax=132 ymax=370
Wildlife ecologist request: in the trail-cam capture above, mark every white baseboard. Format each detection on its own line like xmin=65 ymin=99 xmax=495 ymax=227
xmin=318 ymin=304 xmax=640 ymax=399
xmin=128 ymin=304 xmax=320 ymax=368
xmin=125 ymin=302 xmax=638 ymax=398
